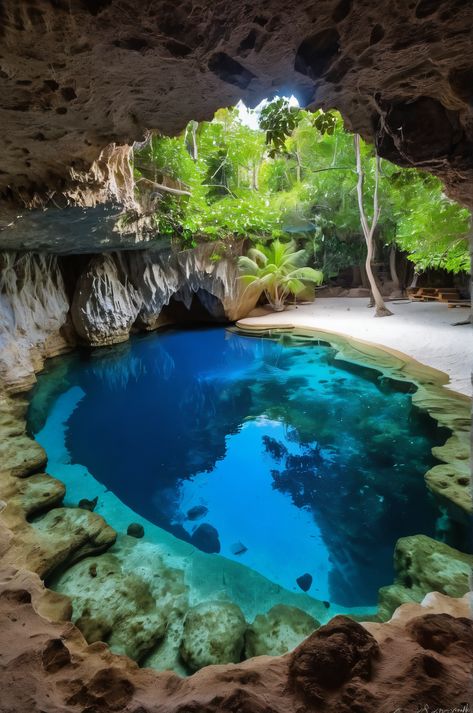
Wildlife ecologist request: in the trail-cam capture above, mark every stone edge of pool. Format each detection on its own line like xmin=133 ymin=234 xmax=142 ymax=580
xmin=0 ymin=323 xmax=471 ymax=674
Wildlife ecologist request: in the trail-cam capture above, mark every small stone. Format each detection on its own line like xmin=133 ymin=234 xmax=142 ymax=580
xmin=89 ymin=563 xmax=97 ymax=577
xmin=186 ymin=505 xmax=208 ymax=521
xmin=296 ymin=573 xmax=313 ymax=592
xmin=127 ymin=523 xmax=144 ymax=539
xmin=231 ymin=541 xmax=247 ymax=555
xmin=78 ymin=496 xmax=98 ymax=512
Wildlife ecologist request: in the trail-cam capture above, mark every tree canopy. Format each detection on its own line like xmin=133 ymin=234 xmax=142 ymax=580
xmin=133 ymin=102 xmax=471 ymax=276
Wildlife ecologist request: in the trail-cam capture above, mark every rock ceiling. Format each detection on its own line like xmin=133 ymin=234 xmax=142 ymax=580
xmin=0 ymin=0 xmax=472 ymax=229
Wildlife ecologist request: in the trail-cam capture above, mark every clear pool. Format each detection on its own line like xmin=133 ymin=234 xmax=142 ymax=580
xmin=28 ymin=327 xmax=451 ymax=607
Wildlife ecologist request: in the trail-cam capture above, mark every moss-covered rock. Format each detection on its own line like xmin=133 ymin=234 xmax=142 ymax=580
xmin=245 ymin=604 xmax=319 ymax=658
xmin=55 ymin=549 xmax=188 ymax=663
xmin=378 ymin=534 xmax=473 ymax=620
xmin=180 ymin=600 xmax=247 ymax=671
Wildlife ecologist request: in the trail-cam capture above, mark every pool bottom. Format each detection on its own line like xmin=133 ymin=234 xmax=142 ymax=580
xmin=40 ymin=383 xmax=375 ymax=671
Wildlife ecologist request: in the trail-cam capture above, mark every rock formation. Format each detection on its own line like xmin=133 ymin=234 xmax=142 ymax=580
xmin=0 ymin=0 xmax=472 ymax=224
xmin=245 ymin=604 xmax=320 ymax=658
xmin=0 ymin=570 xmax=472 ymax=713
xmin=0 ymin=252 xmax=71 ymax=392
xmin=71 ymin=242 xmax=260 ymax=345
xmin=0 ymin=242 xmax=260 ymax=389
xmin=378 ymin=534 xmax=473 ymax=620
xmin=180 ymin=601 xmax=247 ymax=671
xmin=1 ymin=321 xmax=472 ymax=708
xmin=0 ymin=0 xmax=473 ymax=713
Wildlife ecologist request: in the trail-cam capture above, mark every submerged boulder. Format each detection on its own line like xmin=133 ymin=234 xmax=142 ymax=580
xmin=190 ymin=523 xmax=221 ymax=554
xmin=127 ymin=523 xmax=144 ymax=539
xmin=78 ymin=496 xmax=98 ymax=512
xmin=186 ymin=505 xmax=208 ymax=521
xmin=245 ymin=605 xmax=320 ymax=658
xmin=54 ymin=548 xmax=188 ymax=663
xmin=296 ymin=573 xmax=313 ymax=592
xmin=180 ymin=600 xmax=247 ymax=671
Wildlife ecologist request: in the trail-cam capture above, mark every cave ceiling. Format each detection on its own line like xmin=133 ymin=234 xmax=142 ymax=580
xmin=0 ymin=0 xmax=472 ymax=249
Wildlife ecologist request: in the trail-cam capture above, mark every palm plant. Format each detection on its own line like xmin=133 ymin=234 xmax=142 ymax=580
xmin=238 ymin=239 xmax=323 ymax=311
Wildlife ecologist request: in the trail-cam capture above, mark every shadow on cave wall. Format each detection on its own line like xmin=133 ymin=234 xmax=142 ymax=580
xmin=162 ymin=288 xmax=228 ymax=325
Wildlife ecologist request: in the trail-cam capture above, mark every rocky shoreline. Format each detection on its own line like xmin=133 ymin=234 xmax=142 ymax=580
xmin=0 ymin=301 xmax=472 ymax=710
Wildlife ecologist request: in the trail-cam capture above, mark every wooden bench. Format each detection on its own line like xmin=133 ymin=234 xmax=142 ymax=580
xmin=408 ymin=287 xmax=464 ymax=304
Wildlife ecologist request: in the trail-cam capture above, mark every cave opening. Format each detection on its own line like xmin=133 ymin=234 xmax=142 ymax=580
xmin=1 ymin=0 xmax=473 ymax=706
xmin=162 ymin=288 xmax=227 ymax=325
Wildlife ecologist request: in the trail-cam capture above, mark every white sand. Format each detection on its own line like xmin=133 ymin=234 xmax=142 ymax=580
xmin=238 ymin=298 xmax=472 ymax=397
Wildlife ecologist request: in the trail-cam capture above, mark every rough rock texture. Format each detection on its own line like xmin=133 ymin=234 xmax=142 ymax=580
xmin=180 ymin=601 xmax=247 ymax=671
xmin=0 ymin=394 xmax=117 ymax=582
xmin=0 ymin=0 xmax=472 ymax=224
xmin=414 ymin=387 xmax=472 ymax=525
xmin=71 ymin=252 xmax=141 ymax=346
xmin=0 ymin=252 xmax=72 ymax=392
xmin=55 ymin=549 xmax=188 ymax=663
xmin=71 ymin=243 xmax=260 ymax=345
xmin=245 ymin=604 xmax=320 ymax=658
xmin=1 ymin=573 xmax=472 ymax=713
xmin=0 ymin=242 xmax=260 ymax=386
xmin=1 ymin=382 xmax=473 ymax=709
xmin=378 ymin=534 xmax=473 ymax=620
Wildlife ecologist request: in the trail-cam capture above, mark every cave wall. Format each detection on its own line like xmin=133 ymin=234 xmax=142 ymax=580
xmin=0 ymin=243 xmax=259 ymax=390
xmin=0 ymin=0 xmax=472 ymax=231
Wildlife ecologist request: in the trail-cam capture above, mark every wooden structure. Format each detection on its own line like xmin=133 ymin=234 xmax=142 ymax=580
xmin=407 ymin=287 xmax=471 ymax=309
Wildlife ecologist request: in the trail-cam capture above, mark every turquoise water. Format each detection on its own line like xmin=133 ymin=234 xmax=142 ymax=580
xmin=28 ymin=327 xmax=451 ymax=607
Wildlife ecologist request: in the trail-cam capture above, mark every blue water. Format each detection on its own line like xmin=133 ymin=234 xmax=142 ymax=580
xmin=28 ymin=327 xmax=450 ymax=607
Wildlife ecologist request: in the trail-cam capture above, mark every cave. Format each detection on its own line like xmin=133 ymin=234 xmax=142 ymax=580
xmin=163 ymin=288 xmax=228 ymax=325
xmin=0 ymin=2 xmax=472 ymax=712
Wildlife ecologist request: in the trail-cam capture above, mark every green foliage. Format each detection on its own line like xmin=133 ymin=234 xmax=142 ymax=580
xmin=259 ymin=98 xmax=303 ymax=157
xmin=382 ymin=167 xmax=471 ymax=273
xmin=238 ymin=239 xmax=323 ymax=311
xmin=132 ymin=100 xmax=471 ymax=277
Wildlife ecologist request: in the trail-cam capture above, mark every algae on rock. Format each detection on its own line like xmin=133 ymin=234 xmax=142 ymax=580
xmin=378 ymin=534 xmax=473 ymax=620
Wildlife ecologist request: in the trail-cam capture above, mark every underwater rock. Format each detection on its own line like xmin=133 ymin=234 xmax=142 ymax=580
xmin=245 ymin=605 xmax=320 ymax=658
xmin=231 ymin=541 xmax=248 ymax=556
xmin=78 ymin=496 xmax=98 ymax=512
xmin=4 ymin=506 xmax=117 ymax=581
xmin=296 ymin=573 xmax=313 ymax=592
xmin=190 ymin=523 xmax=221 ymax=554
xmin=378 ymin=534 xmax=473 ymax=620
xmin=1 ymin=566 xmax=473 ymax=713
xmin=127 ymin=523 xmax=144 ymax=538
xmin=54 ymin=549 xmax=188 ymax=663
xmin=186 ymin=505 xmax=208 ymax=521
xmin=180 ymin=600 xmax=247 ymax=671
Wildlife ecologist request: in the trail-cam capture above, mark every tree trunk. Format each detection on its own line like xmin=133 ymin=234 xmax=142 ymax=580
xmin=191 ymin=121 xmax=198 ymax=161
xmin=296 ymin=148 xmax=302 ymax=183
xmin=409 ymin=271 xmax=419 ymax=290
xmin=354 ymin=134 xmax=393 ymax=317
xmin=389 ymin=245 xmax=401 ymax=290
xmin=252 ymin=161 xmax=260 ymax=190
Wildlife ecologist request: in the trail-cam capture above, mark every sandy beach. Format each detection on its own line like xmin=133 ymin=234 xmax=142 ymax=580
xmin=238 ymin=298 xmax=473 ymax=397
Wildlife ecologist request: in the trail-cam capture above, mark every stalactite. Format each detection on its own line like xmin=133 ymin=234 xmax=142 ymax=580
xmin=0 ymin=252 xmax=70 ymax=391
